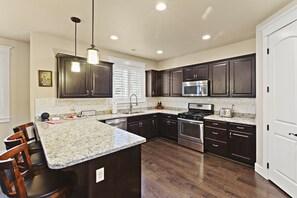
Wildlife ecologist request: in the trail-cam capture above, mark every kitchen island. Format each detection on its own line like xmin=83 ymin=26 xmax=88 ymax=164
xmin=36 ymin=117 xmax=146 ymax=198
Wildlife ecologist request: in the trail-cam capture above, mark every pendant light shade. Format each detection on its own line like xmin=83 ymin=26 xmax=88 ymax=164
xmin=71 ymin=17 xmax=81 ymax=72
xmin=87 ymin=0 xmax=99 ymax=64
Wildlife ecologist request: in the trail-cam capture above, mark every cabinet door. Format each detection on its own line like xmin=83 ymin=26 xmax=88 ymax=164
xmin=183 ymin=66 xmax=196 ymax=81
xmin=57 ymin=55 xmax=90 ymax=98
xmin=151 ymin=117 xmax=158 ymax=139
xmin=139 ymin=120 xmax=152 ymax=140
xmin=90 ymin=62 xmax=113 ymax=98
xmin=167 ymin=120 xmax=178 ymax=142
xmin=209 ymin=61 xmax=230 ymax=97
xmin=160 ymin=70 xmax=170 ymax=96
xmin=196 ymin=64 xmax=209 ymax=80
xmin=230 ymin=55 xmax=256 ymax=97
xmin=228 ymin=130 xmax=255 ymax=165
xmin=146 ymin=70 xmax=161 ymax=97
xmin=127 ymin=122 xmax=140 ymax=135
xmin=158 ymin=118 xmax=168 ymax=138
xmin=170 ymin=68 xmax=183 ymax=96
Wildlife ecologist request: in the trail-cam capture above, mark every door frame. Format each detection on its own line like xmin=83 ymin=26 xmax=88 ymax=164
xmin=256 ymin=1 xmax=297 ymax=179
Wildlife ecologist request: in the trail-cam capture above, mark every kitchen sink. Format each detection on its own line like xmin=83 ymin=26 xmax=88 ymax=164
xmin=122 ymin=111 xmax=145 ymax=115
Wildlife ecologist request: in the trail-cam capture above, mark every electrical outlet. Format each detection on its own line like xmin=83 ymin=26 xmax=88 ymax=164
xmin=96 ymin=167 xmax=104 ymax=183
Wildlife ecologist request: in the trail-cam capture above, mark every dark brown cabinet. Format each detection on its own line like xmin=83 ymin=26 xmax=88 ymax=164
xmin=183 ymin=64 xmax=208 ymax=81
xmin=228 ymin=123 xmax=256 ymax=166
xmin=204 ymin=119 xmax=256 ymax=166
xmin=146 ymin=70 xmax=161 ymax=97
xmin=209 ymin=61 xmax=230 ymax=97
xmin=57 ymin=53 xmax=113 ymax=98
xmin=159 ymin=114 xmax=178 ymax=142
xmin=230 ymin=56 xmax=256 ymax=97
xmin=170 ymin=68 xmax=183 ymax=96
xmin=127 ymin=114 xmax=158 ymax=140
xmin=160 ymin=70 xmax=170 ymax=96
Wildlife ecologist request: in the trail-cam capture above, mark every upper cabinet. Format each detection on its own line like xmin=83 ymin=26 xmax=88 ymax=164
xmin=57 ymin=53 xmax=113 ymax=98
xmin=146 ymin=70 xmax=161 ymax=97
xmin=160 ymin=70 xmax=170 ymax=97
xmin=230 ymin=56 xmax=256 ymax=97
xmin=209 ymin=61 xmax=230 ymax=97
xmin=183 ymin=64 xmax=208 ymax=81
xmin=170 ymin=68 xmax=183 ymax=97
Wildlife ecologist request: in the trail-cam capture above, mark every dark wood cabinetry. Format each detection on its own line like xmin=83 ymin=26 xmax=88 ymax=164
xmin=127 ymin=114 xmax=158 ymax=140
xmin=230 ymin=56 xmax=256 ymax=97
xmin=183 ymin=64 xmax=208 ymax=81
xmin=170 ymin=68 xmax=183 ymax=96
xmin=204 ymin=119 xmax=256 ymax=166
xmin=146 ymin=70 xmax=161 ymax=97
xmin=160 ymin=70 xmax=170 ymax=96
xmin=209 ymin=61 xmax=230 ymax=97
xmin=159 ymin=114 xmax=178 ymax=142
xmin=228 ymin=123 xmax=256 ymax=166
xmin=57 ymin=53 xmax=113 ymax=98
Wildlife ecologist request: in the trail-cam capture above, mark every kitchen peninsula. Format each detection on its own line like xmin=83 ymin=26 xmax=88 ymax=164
xmin=36 ymin=117 xmax=146 ymax=198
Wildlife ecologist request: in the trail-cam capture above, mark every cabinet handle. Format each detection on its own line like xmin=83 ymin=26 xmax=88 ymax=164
xmin=237 ymin=126 xmax=244 ymax=130
xmin=212 ymin=123 xmax=219 ymax=126
xmin=229 ymin=132 xmax=232 ymax=138
xmin=233 ymin=133 xmax=249 ymax=138
xmin=167 ymin=121 xmax=170 ymax=125
xmin=87 ymin=90 xmax=89 ymax=95
xmin=139 ymin=122 xmax=143 ymax=127
xmin=212 ymin=144 xmax=219 ymax=147
xmin=167 ymin=115 xmax=171 ymax=118
xmin=91 ymin=90 xmax=94 ymax=96
xmin=212 ymin=132 xmax=218 ymax=135
xmin=152 ymin=120 xmax=155 ymax=125
xmin=152 ymin=91 xmax=155 ymax=95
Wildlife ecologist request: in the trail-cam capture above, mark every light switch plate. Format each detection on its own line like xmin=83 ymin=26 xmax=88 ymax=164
xmin=81 ymin=110 xmax=96 ymax=116
xmin=96 ymin=167 xmax=104 ymax=183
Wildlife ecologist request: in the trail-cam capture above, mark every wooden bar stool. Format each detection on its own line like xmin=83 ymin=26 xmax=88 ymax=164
xmin=0 ymin=143 xmax=71 ymax=198
xmin=4 ymin=132 xmax=48 ymax=174
xmin=13 ymin=122 xmax=42 ymax=154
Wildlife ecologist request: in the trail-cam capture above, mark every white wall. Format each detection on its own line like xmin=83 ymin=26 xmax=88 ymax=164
xmin=158 ymin=38 xmax=255 ymax=70
xmin=30 ymin=32 xmax=158 ymax=119
xmin=0 ymin=37 xmax=30 ymax=151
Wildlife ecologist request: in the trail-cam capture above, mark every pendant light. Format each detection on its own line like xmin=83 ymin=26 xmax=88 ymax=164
xmin=71 ymin=17 xmax=81 ymax=72
xmin=87 ymin=0 xmax=99 ymax=64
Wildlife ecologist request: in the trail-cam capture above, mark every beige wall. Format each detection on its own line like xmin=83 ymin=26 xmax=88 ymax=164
xmin=0 ymin=37 xmax=30 ymax=151
xmin=30 ymin=32 xmax=158 ymax=119
xmin=158 ymin=38 xmax=256 ymax=70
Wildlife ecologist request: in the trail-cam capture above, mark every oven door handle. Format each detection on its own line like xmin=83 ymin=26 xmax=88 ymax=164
xmin=177 ymin=118 xmax=203 ymax=124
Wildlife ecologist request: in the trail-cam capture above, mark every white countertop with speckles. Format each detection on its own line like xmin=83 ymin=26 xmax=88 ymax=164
xmin=204 ymin=115 xmax=256 ymax=125
xmin=36 ymin=118 xmax=146 ymax=169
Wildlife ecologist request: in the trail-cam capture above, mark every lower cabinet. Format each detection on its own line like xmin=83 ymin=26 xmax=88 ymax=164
xmin=127 ymin=113 xmax=177 ymax=142
xmin=204 ymin=120 xmax=256 ymax=166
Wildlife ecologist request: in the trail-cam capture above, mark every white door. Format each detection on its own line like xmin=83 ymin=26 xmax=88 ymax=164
xmin=268 ymin=20 xmax=297 ymax=197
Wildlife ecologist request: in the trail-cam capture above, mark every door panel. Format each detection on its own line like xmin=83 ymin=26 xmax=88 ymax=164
xmin=170 ymin=68 xmax=183 ymax=96
xmin=209 ymin=61 xmax=229 ymax=97
xmin=268 ymin=20 xmax=297 ymax=197
xmin=91 ymin=64 xmax=112 ymax=97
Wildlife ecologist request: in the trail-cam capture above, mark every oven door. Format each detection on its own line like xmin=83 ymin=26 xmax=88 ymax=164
xmin=178 ymin=118 xmax=204 ymax=143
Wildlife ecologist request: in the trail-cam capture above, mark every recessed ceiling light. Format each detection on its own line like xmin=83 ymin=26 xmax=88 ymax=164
xmin=157 ymin=50 xmax=163 ymax=54
xmin=156 ymin=2 xmax=167 ymax=11
xmin=202 ymin=34 xmax=211 ymax=40
xmin=110 ymin=35 xmax=119 ymax=40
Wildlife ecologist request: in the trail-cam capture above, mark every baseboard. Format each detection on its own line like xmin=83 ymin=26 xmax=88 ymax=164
xmin=255 ymin=163 xmax=269 ymax=179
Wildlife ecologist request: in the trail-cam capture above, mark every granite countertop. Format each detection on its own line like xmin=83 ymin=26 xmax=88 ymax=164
xmin=36 ymin=118 xmax=146 ymax=169
xmin=204 ymin=115 xmax=256 ymax=125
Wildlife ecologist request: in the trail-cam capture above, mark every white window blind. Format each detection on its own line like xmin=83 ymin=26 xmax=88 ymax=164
xmin=110 ymin=57 xmax=145 ymax=102
xmin=0 ymin=45 xmax=12 ymax=123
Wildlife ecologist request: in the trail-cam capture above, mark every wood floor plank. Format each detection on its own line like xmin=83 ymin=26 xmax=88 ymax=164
xmin=141 ymin=139 xmax=290 ymax=198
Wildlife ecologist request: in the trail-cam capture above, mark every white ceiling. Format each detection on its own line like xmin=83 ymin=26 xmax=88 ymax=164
xmin=0 ymin=0 xmax=292 ymax=61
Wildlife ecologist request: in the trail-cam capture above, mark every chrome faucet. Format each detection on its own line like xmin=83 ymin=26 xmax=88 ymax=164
xmin=129 ymin=94 xmax=138 ymax=113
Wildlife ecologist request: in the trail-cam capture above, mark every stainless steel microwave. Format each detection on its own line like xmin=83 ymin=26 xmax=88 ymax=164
xmin=182 ymin=80 xmax=208 ymax=96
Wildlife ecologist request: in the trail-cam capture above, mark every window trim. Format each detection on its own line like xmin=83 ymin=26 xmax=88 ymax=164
xmin=0 ymin=45 xmax=12 ymax=123
xmin=109 ymin=56 xmax=146 ymax=104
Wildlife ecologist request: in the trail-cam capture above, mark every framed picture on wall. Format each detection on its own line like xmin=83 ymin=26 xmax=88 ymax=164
xmin=38 ymin=70 xmax=52 ymax=87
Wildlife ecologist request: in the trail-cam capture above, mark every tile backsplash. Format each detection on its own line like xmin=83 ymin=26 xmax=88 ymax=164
xmin=35 ymin=97 xmax=255 ymax=117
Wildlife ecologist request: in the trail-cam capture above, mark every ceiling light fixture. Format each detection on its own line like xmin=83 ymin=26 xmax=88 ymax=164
xmin=87 ymin=0 xmax=99 ymax=64
xmin=156 ymin=2 xmax=167 ymax=11
xmin=110 ymin=35 xmax=119 ymax=40
xmin=157 ymin=50 xmax=163 ymax=54
xmin=202 ymin=34 xmax=211 ymax=40
xmin=71 ymin=17 xmax=81 ymax=72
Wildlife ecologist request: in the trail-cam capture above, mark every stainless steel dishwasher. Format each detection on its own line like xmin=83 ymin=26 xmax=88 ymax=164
xmin=104 ymin=118 xmax=127 ymax=130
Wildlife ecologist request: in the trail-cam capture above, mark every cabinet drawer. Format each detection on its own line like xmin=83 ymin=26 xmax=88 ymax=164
xmin=229 ymin=123 xmax=255 ymax=133
xmin=159 ymin=113 xmax=177 ymax=120
xmin=205 ymin=139 xmax=227 ymax=156
xmin=204 ymin=120 xmax=227 ymax=129
xmin=205 ymin=127 xmax=227 ymax=142
xmin=127 ymin=114 xmax=157 ymax=123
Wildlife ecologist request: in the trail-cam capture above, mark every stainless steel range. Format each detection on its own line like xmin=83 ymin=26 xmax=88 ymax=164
xmin=177 ymin=103 xmax=214 ymax=152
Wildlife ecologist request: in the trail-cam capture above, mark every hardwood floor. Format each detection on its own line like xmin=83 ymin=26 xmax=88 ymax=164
xmin=141 ymin=139 xmax=289 ymax=198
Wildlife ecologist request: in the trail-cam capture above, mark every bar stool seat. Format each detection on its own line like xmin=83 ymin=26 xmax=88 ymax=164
xmin=30 ymin=151 xmax=46 ymax=168
xmin=28 ymin=141 xmax=42 ymax=152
